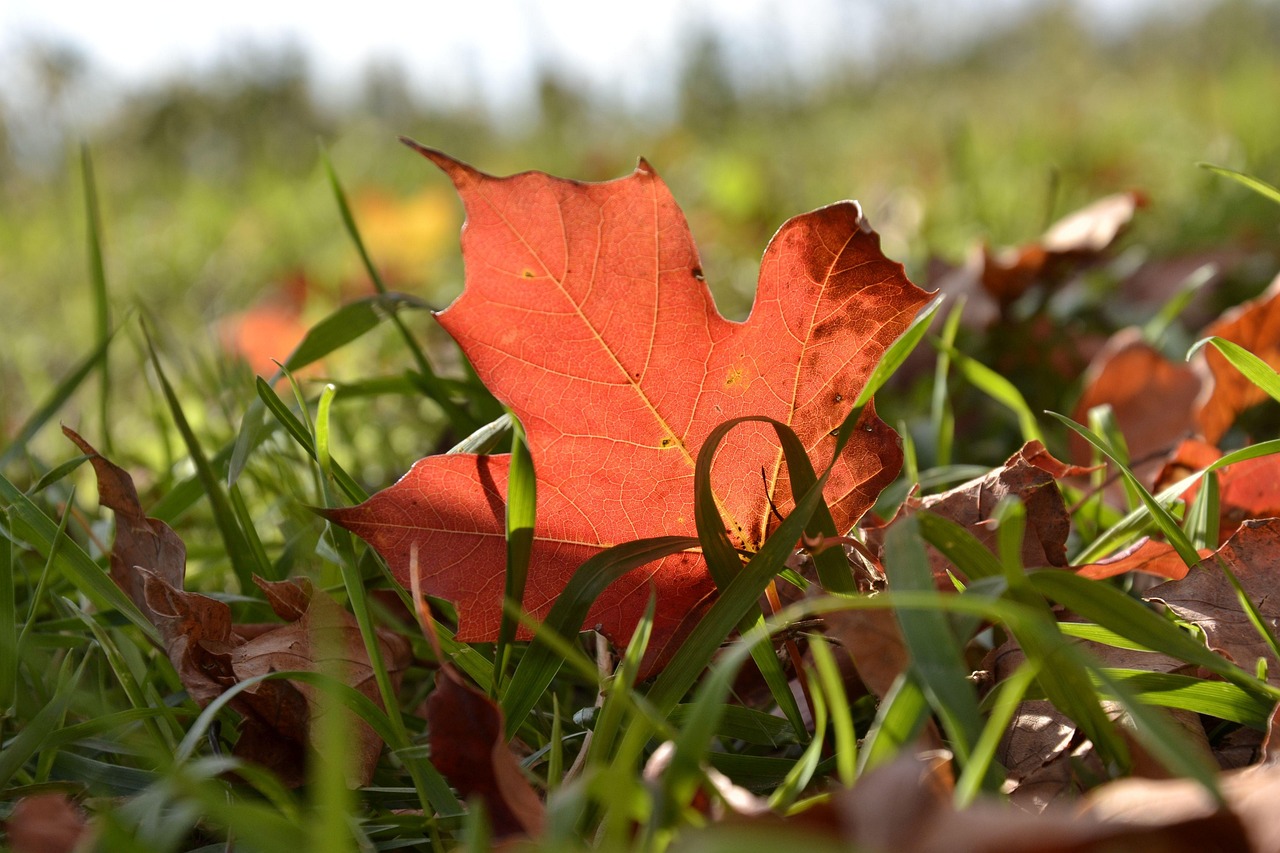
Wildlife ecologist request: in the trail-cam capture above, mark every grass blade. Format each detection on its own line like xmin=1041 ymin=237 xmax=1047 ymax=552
xmin=855 ymin=294 xmax=944 ymax=406
xmin=81 ymin=144 xmax=113 ymax=455
xmin=1199 ymin=162 xmax=1280 ymax=206
xmin=496 ymin=417 xmax=536 ymax=695
xmin=144 ymin=327 xmax=262 ymax=590
xmin=1189 ymin=336 xmax=1280 ymax=405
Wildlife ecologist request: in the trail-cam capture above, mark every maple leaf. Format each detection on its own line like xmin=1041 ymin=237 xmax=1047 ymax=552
xmin=326 ymin=145 xmax=931 ymax=673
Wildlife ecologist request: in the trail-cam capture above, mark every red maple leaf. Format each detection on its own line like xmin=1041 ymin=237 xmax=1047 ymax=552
xmin=326 ymin=145 xmax=931 ymax=672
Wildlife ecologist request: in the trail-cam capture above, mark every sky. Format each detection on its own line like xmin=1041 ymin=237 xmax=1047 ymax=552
xmin=1 ymin=0 xmax=1200 ymax=119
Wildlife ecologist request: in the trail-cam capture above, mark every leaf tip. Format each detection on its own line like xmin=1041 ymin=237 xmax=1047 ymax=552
xmin=400 ymin=137 xmax=478 ymax=185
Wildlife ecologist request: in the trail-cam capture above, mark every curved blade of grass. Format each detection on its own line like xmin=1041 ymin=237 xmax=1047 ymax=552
xmin=647 ymin=407 xmax=867 ymax=717
xmin=1073 ymin=439 xmax=1280 ymax=563
xmin=809 ymin=635 xmax=856 ymax=786
xmin=322 ymin=146 xmax=482 ymax=434
xmin=1143 ymin=263 xmax=1216 ymax=346
xmin=1184 ymin=470 xmax=1220 ymax=551
xmin=501 ymin=535 xmax=700 ymax=738
xmin=448 ymin=413 xmax=514 ymax=455
xmin=931 ymin=297 xmax=965 ymax=467
xmin=145 ymin=327 xmax=261 ymax=590
xmin=855 ymin=294 xmax=944 ymax=407
xmin=1199 ymin=162 xmax=1280 ymax=206
xmin=858 ymin=672 xmax=930 ymax=773
xmin=1100 ymin=668 xmax=1272 ymax=728
xmin=1189 ymin=336 xmax=1280 ymax=405
xmin=256 ymin=378 xmax=366 ymax=504
xmin=939 ymin=342 xmax=1043 ymax=444
xmin=1049 ymin=411 xmax=1199 ymax=567
xmin=1090 ymin=665 xmax=1223 ymax=802
xmin=586 ymin=591 xmax=655 ymax=768
xmin=495 ymin=417 xmax=536 ymax=695
xmin=917 ymin=511 xmax=1003 ymax=581
xmin=80 ymin=144 xmax=113 ymax=455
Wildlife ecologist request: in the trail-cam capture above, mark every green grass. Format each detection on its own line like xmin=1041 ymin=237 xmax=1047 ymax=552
xmin=4 ymin=3 xmax=1280 ymax=849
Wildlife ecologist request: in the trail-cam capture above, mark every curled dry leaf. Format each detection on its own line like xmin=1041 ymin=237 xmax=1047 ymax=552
xmin=865 ymin=440 xmax=1076 ymax=587
xmin=326 ymin=145 xmax=931 ymax=675
xmin=1196 ymin=273 xmax=1280 ymax=444
xmin=67 ymin=428 xmax=409 ymax=787
xmin=1068 ymin=328 xmax=1202 ymax=483
xmin=62 ymin=426 xmax=185 ymax=621
xmin=1146 ymin=518 xmax=1280 ymax=682
xmin=934 ymin=191 xmax=1145 ymax=325
xmin=144 ymin=574 xmax=411 ymax=787
xmin=427 ymin=665 xmax=546 ymax=839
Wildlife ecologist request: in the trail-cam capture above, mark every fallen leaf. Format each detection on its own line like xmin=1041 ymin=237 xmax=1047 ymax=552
xmin=1074 ymin=537 xmax=1208 ymax=582
xmin=701 ymin=747 xmax=1248 ymax=853
xmin=145 ymin=574 xmax=411 ymax=787
xmin=6 ymin=793 xmax=93 ymax=853
xmin=326 ymin=146 xmax=931 ymax=674
xmin=866 ymin=441 xmax=1075 ymax=587
xmin=62 ymin=426 xmax=185 ymax=621
xmin=1146 ymin=518 xmax=1280 ymax=681
xmin=1157 ymin=439 xmax=1280 ymax=542
xmin=1068 ymin=328 xmax=1202 ymax=482
xmin=823 ymin=603 xmax=909 ymax=699
xmin=1196 ymin=273 xmax=1280 ymax=444
xmin=936 ymin=191 xmax=1145 ymax=323
xmin=427 ymin=665 xmax=546 ymax=839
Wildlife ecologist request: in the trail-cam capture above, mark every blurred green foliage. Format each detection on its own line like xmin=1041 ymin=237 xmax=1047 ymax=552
xmin=2 ymin=0 xmax=1278 ymax=480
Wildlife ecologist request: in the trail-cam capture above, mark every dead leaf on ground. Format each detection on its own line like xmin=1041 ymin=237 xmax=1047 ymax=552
xmin=866 ymin=440 xmax=1077 ymax=587
xmin=68 ymin=428 xmax=410 ymax=787
xmin=144 ymin=573 xmax=411 ymax=787
xmin=1157 ymin=438 xmax=1280 ymax=543
xmin=1196 ymin=273 xmax=1280 ymax=444
xmin=427 ymin=665 xmax=546 ymax=839
xmin=63 ymin=426 xmax=185 ymax=621
xmin=1074 ymin=537 xmax=1209 ymax=582
xmin=704 ymin=748 xmax=1250 ymax=853
xmin=1068 ymin=328 xmax=1202 ymax=484
xmin=934 ymin=191 xmax=1145 ymax=325
xmin=1146 ymin=518 xmax=1280 ymax=682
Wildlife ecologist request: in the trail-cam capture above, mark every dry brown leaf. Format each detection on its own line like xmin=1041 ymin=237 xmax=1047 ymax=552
xmin=823 ymin=604 xmax=909 ymax=700
xmin=1196 ymin=273 xmax=1280 ymax=444
xmin=427 ymin=665 xmax=546 ymax=839
xmin=709 ymin=748 xmax=1248 ymax=853
xmin=1146 ymin=518 xmax=1280 ymax=680
xmin=1068 ymin=328 xmax=1202 ymax=482
xmin=1075 ymin=538 xmax=1209 ymax=582
xmin=5 ymin=793 xmax=93 ymax=853
xmin=62 ymin=426 xmax=185 ymax=621
xmin=145 ymin=573 xmax=410 ymax=787
xmin=866 ymin=441 xmax=1075 ymax=587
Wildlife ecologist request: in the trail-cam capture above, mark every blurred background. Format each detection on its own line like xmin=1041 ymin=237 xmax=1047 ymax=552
xmin=3 ymin=0 xmax=1279 ymax=475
